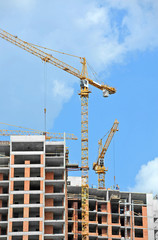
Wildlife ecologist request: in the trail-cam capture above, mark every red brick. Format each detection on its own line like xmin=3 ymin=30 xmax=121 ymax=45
xmin=45 ymin=185 xmax=54 ymax=193
xmin=45 ymin=199 xmax=53 ymax=206
xmin=45 ymin=212 xmax=53 ymax=220
xmin=45 ymin=225 xmax=53 ymax=234
xmin=45 ymin=172 xmax=54 ymax=180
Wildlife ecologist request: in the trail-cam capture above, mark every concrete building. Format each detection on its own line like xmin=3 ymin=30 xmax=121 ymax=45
xmin=0 ymin=136 xmax=158 ymax=240
xmin=0 ymin=136 xmax=66 ymax=240
xmin=68 ymin=177 xmax=158 ymax=240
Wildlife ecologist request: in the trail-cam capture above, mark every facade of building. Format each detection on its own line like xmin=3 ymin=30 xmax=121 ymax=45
xmin=0 ymin=136 xmax=66 ymax=240
xmin=68 ymin=179 xmax=158 ymax=240
xmin=0 ymin=136 xmax=158 ymax=240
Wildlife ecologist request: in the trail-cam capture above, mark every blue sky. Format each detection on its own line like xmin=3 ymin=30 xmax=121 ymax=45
xmin=0 ymin=0 xmax=158 ymax=193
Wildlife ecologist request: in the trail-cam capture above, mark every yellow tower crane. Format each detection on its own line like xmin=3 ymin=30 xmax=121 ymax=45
xmin=0 ymin=28 xmax=116 ymax=240
xmin=93 ymin=119 xmax=119 ymax=189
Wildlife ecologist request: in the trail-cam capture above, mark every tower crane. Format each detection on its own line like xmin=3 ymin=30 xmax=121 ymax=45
xmin=0 ymin=28 xmax=116 ymax=240
xmin=93 ymin=119 xmax=119 ymax=189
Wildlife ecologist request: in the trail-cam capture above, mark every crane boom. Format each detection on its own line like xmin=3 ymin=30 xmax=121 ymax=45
xmin=93 ymin=119 xmax=119 ymax=189
xmin=0 ymin=129 xmax=78 ymax=140
xmin=99 ymin=119 xmax=119 ymax=160
xmin=0 ymin=28 xmax=116 ymax=95
xmin=0 ymin=28 xmax=117 ymax=240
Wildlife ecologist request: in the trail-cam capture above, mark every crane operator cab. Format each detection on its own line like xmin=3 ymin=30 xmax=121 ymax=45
xmin=103 ymin=89 xmax=109 ymax=97
xmin=99 ymin=158 xmax=104 ymax=167
xmin=80 ymin=79 xmax=89 ymax=88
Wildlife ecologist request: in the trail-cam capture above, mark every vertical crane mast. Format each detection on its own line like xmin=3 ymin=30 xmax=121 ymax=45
xmin=0 ymin=28 xmax=116 ymax=240
xmin=79 ymin=58 xmax=90 ymax=239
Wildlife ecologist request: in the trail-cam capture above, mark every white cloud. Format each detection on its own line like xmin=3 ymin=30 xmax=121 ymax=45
xmin=52 ymin=79 xmax=74 ymax=102
xmin=0 ymin=0 xmax=158 ymax=127
xmin=130 ymin=158 xmax=158 ymax=194
xmin=75 ymin=0 xmax=158 ymax=68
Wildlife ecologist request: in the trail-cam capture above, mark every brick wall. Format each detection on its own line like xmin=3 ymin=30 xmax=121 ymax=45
xmin=45 ymin=225 xmax=53 ymax=234
xmin=45 ymin=172 xmax=54 ymax=180
xmin=45 ymin=199 xmax=53 ymax=206
xmin=45 ymin=185 xmax=54 ymax=193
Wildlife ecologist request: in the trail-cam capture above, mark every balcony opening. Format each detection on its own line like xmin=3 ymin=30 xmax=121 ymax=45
xmin=28 ymin=236 xmax=39 ymax=240
xmin=78 ymin=211 xmax=81 ymax=220
xmin=30 ymin=168 xmax=40 ymax=178
xmin=54 ymin=185 xmax=63 ymax=193
xmin=12 ymin=237 xmax=22 ymax=240
xmin=54 ymin=172 xmax=63 ymax=180
xmin=68 ymin=201 xmax=73 ymax=208
xmin=54 ymin=212 xmax=63 ymax=220
xmin=135 ymin=229 xmax=143 ymax=238
xmin=14 ymin=168 xmax=24 ymax=178
xmin=3 ymin=187 xmax=8 ymax=194
xmin=134 ymin=217 xmax=143 ymax=226
xmin=30 ymin=181 xmax=40 ymax=191
xmin=2 ymin=200 xmax=8 ymax=207
xmin=14 ymin=155 xmax=41 ymax=165
xmin=53 ymin=225 xmax=63 ymax=234
xmin=12 ymin=142 xmax=44 ymax=152
xmin=121 ymin=229 xmax=125 ymax=237
xmin=120 ymin=217 xmax=125 ymax=226
xmin=29 ymin=221 xmax=39 ymax=231
xmin=54 ymin=199 xmax=63 ymax=206
xmin=134 ymin=205 xmax=142 ymax=216
xmin=98 ymin=215 xmax=101 ymax=224
xmin=1 ymin=227 xmax=7 ymax=235
xmin=12 ymin=222 xmax=23 ymax=232
xmin=89 ymin=202 xmax=96 ymax=211
xmin=89 ymin=225 xmax=96 ymax=233
xmin=68 ymin=211 xmax=73 ymax=220
xmin=29 ymin=207 xmax=40 ymax=217
xmin=112 ymin=215 xmax=119 ymax=224
xmin=120 ymin=206 xmax=124 ymax=214
xmin=13 ymin=208 xmax=23 ymax=218
xmin=1 ymin=214 xmax=7 ymax=221
xmin=78 ymin=222 xmax=81 ymax=231
xmin=68 ymin=223 xmax=73 ymax=232
xmin=30 ymin=194 xmax=40 ymax=204
xmin=98 ymin=228 xmax=102 ymax=235
xmin=14 ymin=181 xmax=24 ymax=191
xmin=45 ymin=145 xmax=64 ymax=157
xmin=111 ymin=203 xmax=119 ymax=213
xmin=112 ymin=227 xmax=119 ymax=235
xmin=89 ymin=213 xmax=96 ymax=221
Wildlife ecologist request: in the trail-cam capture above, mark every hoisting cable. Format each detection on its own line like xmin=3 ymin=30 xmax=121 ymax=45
xmin=113 ymin=137 xmax=116 ymax=189
xmin=44 ymin=60 xmax=47 ymax=133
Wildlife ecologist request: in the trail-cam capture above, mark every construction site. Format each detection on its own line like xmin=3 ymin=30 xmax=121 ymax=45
xmin=0 ymin=28 xmax=158 ymax=240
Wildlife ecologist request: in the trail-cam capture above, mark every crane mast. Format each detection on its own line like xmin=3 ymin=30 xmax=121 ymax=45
xmin=93 ymin=119 xmax=119 ymax=189
xmin=0 ymin=28 xmax=116 ymax=240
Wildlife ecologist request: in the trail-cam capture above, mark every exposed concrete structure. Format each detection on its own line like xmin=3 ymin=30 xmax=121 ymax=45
xmin=0 ymin=136 xmax=66 ymax=240
xmin=0 ymin=136 xmax=158 ymax=240
xmin=68 ymin=177 xmax=158 ymax=240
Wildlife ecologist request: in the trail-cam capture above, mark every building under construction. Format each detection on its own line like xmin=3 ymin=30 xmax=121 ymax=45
xmin=0 ymin=136 xmax=158 ymax=240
